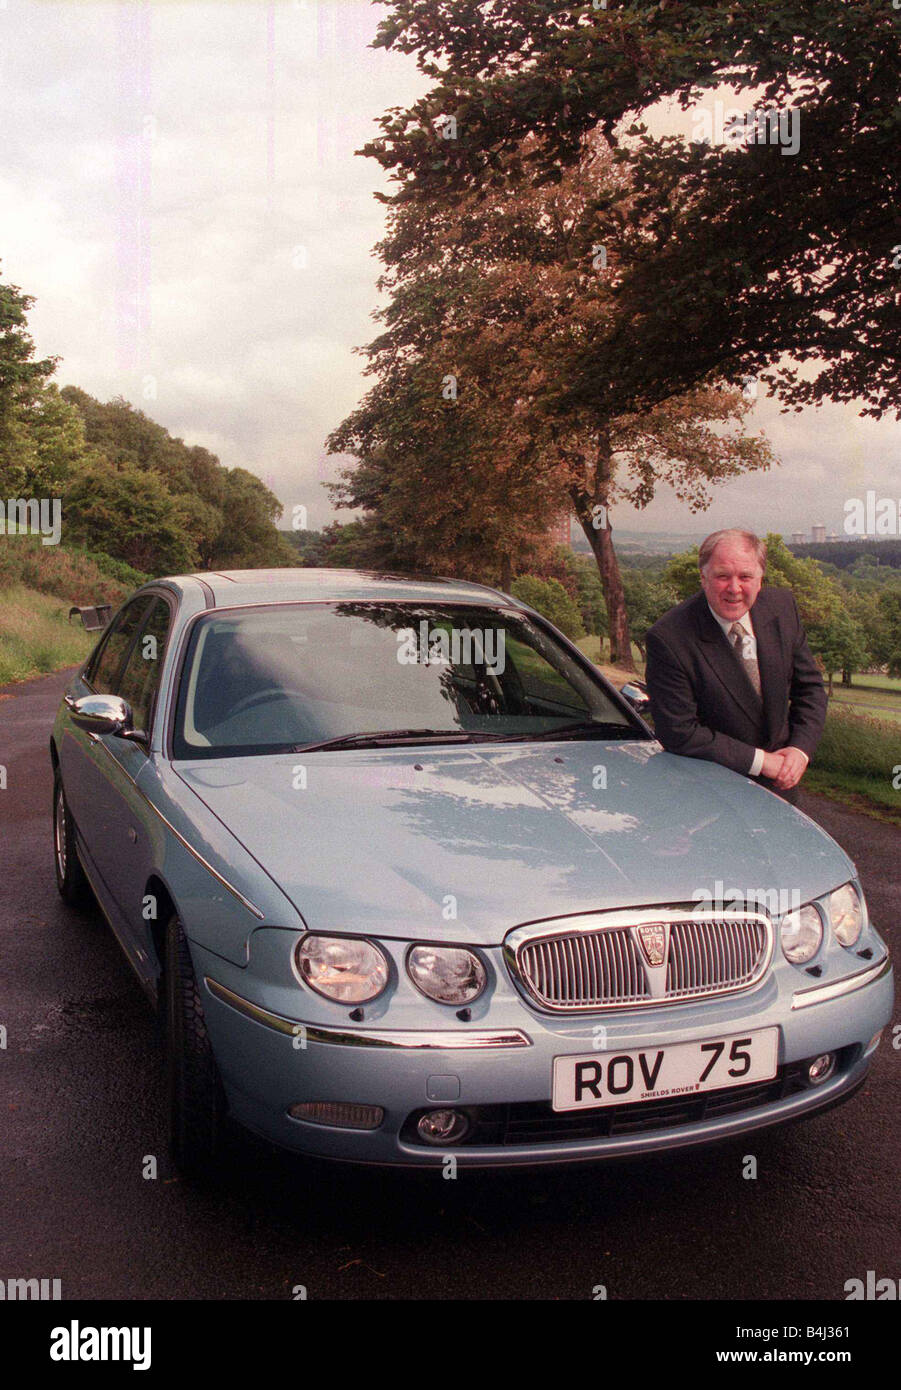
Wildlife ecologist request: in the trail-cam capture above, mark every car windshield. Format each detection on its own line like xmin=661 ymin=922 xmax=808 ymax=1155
xmin=172 ymin=601 xmax=644 ymax=758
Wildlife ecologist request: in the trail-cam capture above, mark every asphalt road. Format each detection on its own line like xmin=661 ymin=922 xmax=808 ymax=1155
xmin=1 ymin=668 xmax=898 ymax=1301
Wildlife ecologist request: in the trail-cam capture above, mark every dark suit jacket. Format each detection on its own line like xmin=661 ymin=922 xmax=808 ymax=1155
xmin=644 ymin=587 xmax=827 ymax=801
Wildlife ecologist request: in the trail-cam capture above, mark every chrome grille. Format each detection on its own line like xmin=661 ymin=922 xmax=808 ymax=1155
xmin=666 ymin=917 xmax=767 ymax=999
xmin=509 ymin=910 xmax=772 ymax=1011
xmin=519 ymin=930 xmax=650 ymax=1008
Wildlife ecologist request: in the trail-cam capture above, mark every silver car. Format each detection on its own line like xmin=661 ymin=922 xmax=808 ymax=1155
xmin=51 ymin=569 xmax=893 ymax=1173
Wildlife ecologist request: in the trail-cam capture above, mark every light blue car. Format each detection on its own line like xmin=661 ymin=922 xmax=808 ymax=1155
xmin=51 ymin=570 xmax=893 ymax=1173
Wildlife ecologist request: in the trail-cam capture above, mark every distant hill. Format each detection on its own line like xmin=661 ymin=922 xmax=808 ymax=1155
xmin=570 ymin=528 xmax=707 ymax=556
xmin=787 ymin=538 xmax=901 ymax=569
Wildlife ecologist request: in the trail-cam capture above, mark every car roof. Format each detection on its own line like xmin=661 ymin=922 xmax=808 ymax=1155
xmin=156 ymin=568 xmax=522 ymax=610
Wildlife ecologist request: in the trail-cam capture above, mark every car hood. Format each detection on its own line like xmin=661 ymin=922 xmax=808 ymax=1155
xmin=174 ymin=741 xmax=855 ymax=945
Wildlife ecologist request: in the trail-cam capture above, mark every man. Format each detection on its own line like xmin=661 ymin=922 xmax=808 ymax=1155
xmin=644 ymin=529 xmax=826 ymax=803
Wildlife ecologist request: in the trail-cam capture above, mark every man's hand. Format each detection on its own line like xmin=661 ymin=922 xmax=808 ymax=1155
xmin=760 ymin=749 xmax=787 ymax=781
xmin=772 ymin=746 xmax=809 ymax=790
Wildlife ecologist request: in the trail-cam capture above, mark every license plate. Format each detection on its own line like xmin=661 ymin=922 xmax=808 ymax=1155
xmin=552 ymin=1027 xmax=779 ymax=1112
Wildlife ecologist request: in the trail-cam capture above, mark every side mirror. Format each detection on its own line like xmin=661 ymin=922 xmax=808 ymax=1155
xmin=619 ymin=680 xmax=651 ymax=716
xmin=69 ymin=694 xmax=147 ymax=745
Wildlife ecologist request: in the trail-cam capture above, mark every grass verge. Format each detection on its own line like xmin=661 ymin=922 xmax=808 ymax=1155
xmin=0 ymin=583 xmax=94 ymax=685
xmin=804 ymin=709 xmax=901 ymax=824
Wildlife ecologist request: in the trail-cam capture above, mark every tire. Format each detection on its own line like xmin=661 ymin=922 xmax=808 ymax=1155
xmin=164 ymin=914 xmax=226 ymax=1176
xmin=52 ymin=771 xmax=91 ymax=907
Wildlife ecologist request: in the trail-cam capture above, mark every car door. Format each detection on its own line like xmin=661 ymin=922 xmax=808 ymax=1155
xmin=59 ymin=595 xmax=153 ymax=869
xmin=83 ymin=596 xmax=175 ymax=955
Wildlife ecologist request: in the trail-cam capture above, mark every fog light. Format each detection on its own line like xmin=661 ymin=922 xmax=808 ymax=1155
xmin=807 ymin=1053 xmax=836 ymax=1086
xmin=416 ymin=1109 xmax=469 ymax=1145
xmin=289 ymin=1101 xmax=384 ymax=1130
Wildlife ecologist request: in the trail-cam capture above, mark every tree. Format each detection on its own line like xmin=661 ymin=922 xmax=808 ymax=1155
xmin=0 ymin=271 xmax=59 ymax=491
xmin=63 ymin=461 xmax=199 ymax=574
xmin=621 ymin=568 xmax=680 ymax=659
xmin=872 ymin=588 xmax=901 ymax=676
xmin=329 ymin=136 xmax=774 ymax=670
xmin=316 ymin=517 xmax=419 ymax=571
xmin=210 ymin=468 xmax=291 ymax=569
xmin=510 ymin=574 xmax=584 ymax=641
xmin=809 ymin=605 xmax=869 ymax=697
xmin=366 ymin=1 xmax=901 ymax=420
xmin=0 ymin=383 xmax=88 ymax=497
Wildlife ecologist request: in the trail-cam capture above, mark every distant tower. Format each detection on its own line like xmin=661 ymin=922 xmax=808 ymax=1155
xmin=811 ymin=522 xmax=826 ymax=543
xmin=791 ymin=532 xmax=805 ymax=545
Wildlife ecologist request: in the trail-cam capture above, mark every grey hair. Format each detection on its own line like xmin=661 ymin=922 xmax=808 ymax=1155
xmin=698 ymin=529 xmax=767 ymax=573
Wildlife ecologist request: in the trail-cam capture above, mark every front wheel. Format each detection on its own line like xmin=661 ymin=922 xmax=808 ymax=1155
xmin=52 ymin=771 xmax=91 ymax=906
xmin=164 ymin=914 xmax=226 ymax=1176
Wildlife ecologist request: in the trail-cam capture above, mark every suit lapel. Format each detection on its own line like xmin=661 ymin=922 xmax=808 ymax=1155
xmin=749 ymin=597 xmax=783 ymax=742
xmin=693 ymin=594 xmax=765 ymax=724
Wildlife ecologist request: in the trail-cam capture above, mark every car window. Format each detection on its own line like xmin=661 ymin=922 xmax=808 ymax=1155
xmin=503 ymin=634 xmax=591 ymax=713
xmin=117 ymin=598 xmax=172 ymax=733
xmin=87 ymin=599 xmax=152 ymax=694
xmin=173 ymin=601 xmax=639 ymax=758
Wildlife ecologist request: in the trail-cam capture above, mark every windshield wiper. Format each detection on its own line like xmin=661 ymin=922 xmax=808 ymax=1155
xmin=290 ymin=728 xmax=512 ymax=753
xmin=502 ymin=721 xmax=642 ymax=742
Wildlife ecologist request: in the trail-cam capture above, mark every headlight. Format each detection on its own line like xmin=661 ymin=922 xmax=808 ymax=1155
xmin=829 ymin=882 xmax=864 ymax=948
xmin=780 ymin=904 xmax=823 ymax=964
xmin=295 ymin=935 xmax=389 ymax=1003
xmin=407 ymin=945 xmax=487 ymax=1004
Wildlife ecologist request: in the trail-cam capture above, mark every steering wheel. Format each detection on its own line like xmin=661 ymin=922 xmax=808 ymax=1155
xmin=473 ymin=668 xmax=505 ymax=714
xmin=228 ymin=687 xmax=307 ymax=718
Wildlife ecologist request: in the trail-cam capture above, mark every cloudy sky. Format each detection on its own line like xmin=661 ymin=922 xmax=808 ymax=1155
xmin=2 ymin=0 xmax=898 ymax=538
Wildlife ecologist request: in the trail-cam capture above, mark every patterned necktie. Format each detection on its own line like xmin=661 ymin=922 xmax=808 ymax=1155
xmin=729 ymin=621 xmax=762 ymax=697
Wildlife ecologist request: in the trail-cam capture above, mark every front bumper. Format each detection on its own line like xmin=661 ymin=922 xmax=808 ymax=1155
xmin=194 ymin=941 xmax=892 ymax=1168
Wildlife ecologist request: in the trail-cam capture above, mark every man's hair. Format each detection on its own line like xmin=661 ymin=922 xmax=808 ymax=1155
xmin=698 ymin=529 xmax=767 ymax=573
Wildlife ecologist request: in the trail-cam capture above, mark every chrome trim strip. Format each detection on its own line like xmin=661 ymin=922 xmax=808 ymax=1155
xmin=791 ymin=955 xmax=891 ymax=1010
xmin=204 ymin=978 xmax=533 ymax=1048
xmin=90 ymin=738 xmax=265 ymax=919
xmin=505 ymin=907 xmax=774 ymax=1012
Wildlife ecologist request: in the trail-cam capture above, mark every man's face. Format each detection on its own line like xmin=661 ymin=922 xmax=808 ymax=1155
xmin=700 ymin=541 xmax=764 ymax=622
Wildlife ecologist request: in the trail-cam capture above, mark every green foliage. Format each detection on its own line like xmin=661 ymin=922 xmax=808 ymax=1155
xmin=315 ymin=517 xmax=421 ymax=572
xmin=873 ymin=589 xmax=901 ymax=675
xmin=806 ymin=709 xmax=901 ymax=816
xmin=62 ymin=461 xmax=199 ymax=575
xmin=210 ymin=468 xmax=291 ymax=568
xmin=808 ymin=605 xmax=869 ymax=686
xmin=510 ymin=575 xmax=585 ymax=641
xmin=367 ymin=1 xmax=901 ymax=419
xmin=0 ymin=384 xmax=88 ymax=497
xmin=0 ymin=272 xmax=57 ymax=484
xmin=0 ymin=534 xmax=136 ymax=607
xmin=329 ymin=136 xmax=774 ymax=657
xmin=557 ymin=551 xmax=608 ymax=636
xmin=621 ymin=569 xmax=681 ymax=653
xmin=280 ymin=528 xmax=326 ymax=565
xmin=76 ymin=548 xmax=150 ymax=589
xmin=793 ymin=540 xmax=901 ymax=572
xmin=0 ymin=582 xmax=95 ymax=685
